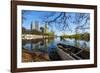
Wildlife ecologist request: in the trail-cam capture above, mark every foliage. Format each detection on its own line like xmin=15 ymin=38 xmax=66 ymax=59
xmin=62 ymin=32 xmax=90 ymax=41
xmin=42 ymin=12 xmax=90 ymax=32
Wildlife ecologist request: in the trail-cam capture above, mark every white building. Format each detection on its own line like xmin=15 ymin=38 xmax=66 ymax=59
xmin=31 ymin=21 xmax=40 ymax=31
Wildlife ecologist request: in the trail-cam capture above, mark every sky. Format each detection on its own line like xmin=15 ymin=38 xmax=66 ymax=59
xmin=22 ymin=10 xmax=90 ymax=36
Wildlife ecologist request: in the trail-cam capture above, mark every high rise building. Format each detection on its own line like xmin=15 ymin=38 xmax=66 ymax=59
xmin=30 ymin=21 xmax=33 ymax=31
xmin=31 ymin=21 xmax=39 ymax=31
xmin=35 ymin=21 xmax=39 ymax=30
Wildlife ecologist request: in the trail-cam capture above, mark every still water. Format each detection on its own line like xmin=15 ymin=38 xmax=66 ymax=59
xmin=22 ymin=37 xmax=90 ymax=60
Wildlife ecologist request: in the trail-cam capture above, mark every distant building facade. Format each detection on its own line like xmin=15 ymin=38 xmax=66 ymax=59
xmin=31 ymin=21 xmax=40 ymax=31
xmin=44 ymin=22 xmax=49 ymax=33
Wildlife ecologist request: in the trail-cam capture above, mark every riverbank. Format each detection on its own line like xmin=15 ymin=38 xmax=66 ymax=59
xmin=22 ymin=49 xmax=50 ymax=62
xmin=22 ymin=34 xmax=54 ymax=40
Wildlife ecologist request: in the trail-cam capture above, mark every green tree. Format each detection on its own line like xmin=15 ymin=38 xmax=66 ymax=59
xmin=40 ymin=27 xmax=44 ymax=39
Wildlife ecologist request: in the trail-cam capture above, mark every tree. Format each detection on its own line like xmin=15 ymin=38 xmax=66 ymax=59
xmin=42 ymin=12 xmax=90 ymax=32
xmin=40 ymin=27 xmax=44 ymax=39
xmin=22 ymin=27 xmax=26 ymax=34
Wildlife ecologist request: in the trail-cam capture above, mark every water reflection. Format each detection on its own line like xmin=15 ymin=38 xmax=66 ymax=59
xmin=22 ymin=37 xmax=90 ymax=61
xmin=23 ymin=38 xmax=53 ymax=52
xmin=64 ymin=39 xmax=90 ymax=49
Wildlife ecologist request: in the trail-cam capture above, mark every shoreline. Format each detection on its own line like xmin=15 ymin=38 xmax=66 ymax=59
xmin=22 ymin=34 xmax=54 ymax=40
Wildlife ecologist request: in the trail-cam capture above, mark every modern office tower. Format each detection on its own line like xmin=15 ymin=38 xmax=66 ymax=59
xmin=31 ymin=21 xmax=39 ymax=31
xmin=30 ymin=21 xmax=33 ymax=31
xmin=35 ymin=21 xmax=39 ymax=30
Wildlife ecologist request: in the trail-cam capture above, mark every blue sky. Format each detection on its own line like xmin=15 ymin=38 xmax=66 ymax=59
xmin=22 ymin=10 xmax=90 ymax=36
